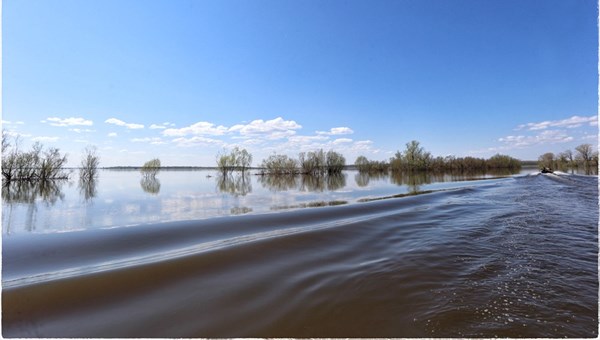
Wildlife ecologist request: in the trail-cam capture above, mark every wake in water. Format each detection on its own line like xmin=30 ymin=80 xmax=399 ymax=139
xmin=3 ymin=173 xmax=598 ymax=337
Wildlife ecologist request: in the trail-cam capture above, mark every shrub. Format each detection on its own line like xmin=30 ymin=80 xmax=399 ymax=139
xmin=216 ymin=147 xmax=252 ymax=172
xmin=260 ymin=154 xmax=298 ymax=175
xmin=141 ymin=158 xmax=161 ymax=178
xmin=1 ymin=133 xmax=68 ymax=182
xmin=80 ymin=146 xmax=100 ymax=181
xmin=326 ymin=150 xmax=345 ymax=174
xmin=299 ymin=149 xmax=325 ymax=175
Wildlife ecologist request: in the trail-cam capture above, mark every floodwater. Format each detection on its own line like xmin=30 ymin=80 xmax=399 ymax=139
xmin=2 ymin=169 xmax=598 ymax=337
xmin=2 ymin=168 xmax=526 ymax=234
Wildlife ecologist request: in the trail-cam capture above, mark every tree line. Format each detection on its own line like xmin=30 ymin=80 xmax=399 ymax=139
xmin=537 ymin=144 xmax=598 ymax=170
xmin=356 ymin=140 xmax=521 ymax=173
xmin=2 ymin=132 xmax=100 ymax=183
xmin=5 ymin=129 xmax=596 ymax=186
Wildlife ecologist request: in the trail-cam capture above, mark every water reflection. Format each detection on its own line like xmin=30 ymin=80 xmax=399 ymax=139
xmin=355 ymin=172 xmax=388 ymax=187
xmin=390 ymin=171 xmax=432 ymax=192
xmin=386 ymin=169 xmax=522 ymax=192
xmin=257 ymin=173 xmax=347 ymax=193
xmin=2 ymin=180 xmax=67 ymax=234
xmin=78 ymin=178 xmax=98 ymax=202
xmin=258 ymin=175 xmax=299 ymax=192
xmin=583 ymin=166 xmax=598 ymax=176
xmin=2 ymin=180 xmax=66 ymax=205
xmin=140 ymin=176 xmax=161 ymax=195
xmin=299 ymin=174 xmax=346 ymax=192
xmin=216 ymin=172 xmax=252 ymax=196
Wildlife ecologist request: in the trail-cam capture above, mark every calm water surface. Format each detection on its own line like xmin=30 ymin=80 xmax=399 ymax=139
xmin=3 ymin=168 xmax=524 ymax=234
xmin=2 ymin=169 xmax=598 ymax=337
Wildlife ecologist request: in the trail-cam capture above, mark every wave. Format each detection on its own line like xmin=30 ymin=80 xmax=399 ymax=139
xmin=3 ymin=175 xmax=597 ymax=338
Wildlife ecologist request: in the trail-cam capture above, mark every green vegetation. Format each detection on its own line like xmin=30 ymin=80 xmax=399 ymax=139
xmin=260 ymin=154 xmax=298 ymax=175
xmin=2 ymin=132 xmax=69 ymax=182
xmin=141 ymin=158 xmax=161 ymax=178
xmin=537 ymin=144 xmax=598 ymax=171
xmin=355 ymin=156 xmax=389 ymax=173
xmin=358 ymin=140 xmax=521 ymax=173
xmin=260 ymin=149 xmax=345 ymax=175
xmin=298 ymin=149 xmax=326 ymax=175
xmin=216 ymin=147 xmax=252 ymax=173
xmin=326 ymin=150 xmax=346 ymax=174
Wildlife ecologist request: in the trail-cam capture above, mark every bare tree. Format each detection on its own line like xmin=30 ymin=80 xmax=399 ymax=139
xmin=575 ymin=144 xmax=593 ymax=167
xmin=538 ymin=152 xmax=555 ymax=169
xmin=80 ymin=146 xmax=100 ymax=181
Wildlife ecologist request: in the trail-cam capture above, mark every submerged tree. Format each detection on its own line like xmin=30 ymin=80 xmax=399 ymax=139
xmin=1 ymin=132 xmax=68 ymax=182
xmin=299 ymin=149 xmax=326 ymax=175
xmin=141 ymin=158 xmax=161 ymax=178
xmin=355 ymin=155 xmax=389 ymax=173
xmin=216 ymin=147 xmax=252 ymax=173
xmin=325 ymin=150 xmax=346 ymax=174
xmin=260 ymin=153 xmax=298 ymax=175
xmin=80 ymin=146 xmax=100 ymax=181
xmin=575 ymin=144 xmax=593 ymax=167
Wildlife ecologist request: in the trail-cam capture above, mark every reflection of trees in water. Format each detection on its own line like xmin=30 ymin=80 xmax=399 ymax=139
xmin=2 ymin=179 xmax=66 ymax=234
xmin=326 ymin=173 xmax=346 ymax=191
xmin=584 ymin=165 xmax=598 ymax=176
xmin=230 ymin=206 xmax=253 ymax=215
xmin=258 ymin=175 xmax=299 ymax=192
xmin=258 ymin=173 xmax=347 ymax=192
xmin=140 ymin=176 xmax=161 ymax=195
xmin=390 ymin=171 xmax=431 ymax=192
xmin=299 ymin=175 xmax=325 ymax=192
xmin=216 ymin=172 xmax=252 ymax=196
xmin=2 ymin=180 xmax=65 ymax=205
xmin=355 ymin=172 xmax=389 ymax=187
xmin=78 ymin=177 xmax=98 ymax=202
xmin=389 ymin=168 xmax=522 ymax=192
xmin=299 ymin=173 xmax=346 ymax=192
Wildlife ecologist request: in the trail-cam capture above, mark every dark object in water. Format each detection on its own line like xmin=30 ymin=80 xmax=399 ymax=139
xmin=541 ymin=167 xmax=553 ymax=174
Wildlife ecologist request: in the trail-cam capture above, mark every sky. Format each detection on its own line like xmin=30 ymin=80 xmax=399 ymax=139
xmin=3 ymin=0 xmax=598 ymax=167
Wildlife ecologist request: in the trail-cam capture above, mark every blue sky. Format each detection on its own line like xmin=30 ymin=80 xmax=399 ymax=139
xmin=3 ymin=0 xmax=598 ymax=167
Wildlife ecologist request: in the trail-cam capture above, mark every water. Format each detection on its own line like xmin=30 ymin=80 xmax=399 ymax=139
xmin=2 ymin=170 xmax=598 ymax=337
xmin=2 ymin=168 xmax=524 ymax=234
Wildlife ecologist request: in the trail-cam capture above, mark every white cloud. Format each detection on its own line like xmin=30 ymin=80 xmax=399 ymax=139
xmin=163 ymin=121 xmax=228 ymax=137
xmin=350 ymin=140 xmax=375 ymax=151
xmin=229 ymin=117 xmax=302 ymax=139
xmin=171 ymin=136 xmax=224 ymax=147
xmin=332 ymin=138 xmax=353 ymax=144
xmin=316 ymin=127 xmax=354 ymax=135
xmin=499 ymin=130 xmax=574 ymax=147
xmin=108 ymin=132 xmax=118 ymax=137
xmin=105 ymin=118 xmax=144 ymax=129
xmin=131 ymin=137 xmax=166 ymax=145
xmin=32 ymin=136 xmax=59 ymax=142
xmin=287 ymin=135 xmax=329 ymax=144
xmin=516 ymin=115 xmax=597 ymax=131
xmin=69 ymin=128 xmax=95 ymax=133
xmin=150 ymin=122 xmax=176 ymax=129
xmin=43 ymin=117 xmax=93 ymax=127
xmin=2 ymin=120 xmax=25 ymax=125
xmin=4 ymin=130 xmax=32 ymax=138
